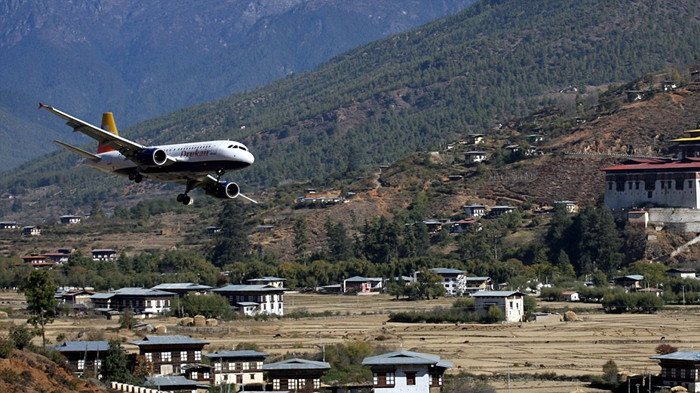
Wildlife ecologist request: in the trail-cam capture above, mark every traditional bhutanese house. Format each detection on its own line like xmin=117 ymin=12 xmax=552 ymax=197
xmin=489 ymin=205 xmax=516 ymax=217
xmin=0 ymin=221 xmax=17 ymax=229
xmin=145 ymin=375 xmax=209 ymax=392
xmin=422 ymin=220 xmax=443 ymax=234
xmin=342 ymin=276 xmax=384 ymax=294
xmin=131 ymin=335 xmax=209 ymax=376
xmin=89 ymin=288 xmax=175 ymax=315
xmin=21 ymin=254 xmax=55 ymax=269
xmin=650 ymin=350 xmax=700 ymax=392
xmin=562 ymin=290 xmax=580 ymax=302
xmin=181 ymin=363 xmax=212 ymax=385
xmin=553 ymin=200 xmax=579 ymax=214
xmin=44 ymin=252 xmax=70 ymax=264
xmin=53 ymin=341 xmax=110 ymax=378
xmin=445 ymin=218 xmax=479 ymax=233
xmin=212 ymin=284 xmax=285 ymax=316
xmin=428 ymin=268 xmax=467 ymax=296
xmin=471 ymin=291 xmax=526 ymax=323
xmin=91 ymin=249 xmax=117 ymax=261
xmin=246 ymin=276 xmax=287 ymax=288
xmin=464 ymin=151 xmax=488 ymax=163
xmin=263 ymin=358 xmax=330 ymax=392
xmin=205 ymin=350 xmax=268 ymax=387
xmin=295 ymin=190 xmax=344 ymax=206
xmin=464 ymin=277 xmax=493 ymax=294
xmin=206 ymin=226 xmax=221 ymax=235
xmin=463 ymin=204 xmax=487 ymax=217
xmin=614 ymin=275 xmax=644 ymax=290
xmin=667 ymin=267 xmax=697 ymax=279
xmin=151 ymin=283 xmax=212 ymax=297
xmin=362 ymin=350 xmax=453 ymax=393
xmin=59 ymin=215 xmax=82 ymax=224
xmin=55 ymin=289 xmax=94 ymax=309
xmin=22 ymin=226 xmax=40 ymax=236
xmin=467 ymin=133 xmax=485 ymax=145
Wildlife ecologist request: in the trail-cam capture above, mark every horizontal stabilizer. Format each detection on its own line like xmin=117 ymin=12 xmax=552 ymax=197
xmin=54 ymin=140 xmax=101 ymax=162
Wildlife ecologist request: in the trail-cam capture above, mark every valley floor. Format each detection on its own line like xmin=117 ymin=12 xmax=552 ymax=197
xmin=6 ymin=292 xmax=695 ymax=393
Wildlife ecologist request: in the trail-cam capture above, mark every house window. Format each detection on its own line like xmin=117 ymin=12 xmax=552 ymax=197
xmin=242 ymin=362 xmax=249 ymax=370
xmin=690 ymin=368 xmax=696 ymax=379
xmin=194 ymin=351 xmax=201 ymax=361
xmin=681 ymin=368 xmax=686 ymax=379
xmin=214 ymin=363 xmax=222 ymax=371
xmin=298 ymin=379 xmax=306 ymax=389
xmin=273 ymin=379 xmax=280 ymax=390
xmin=671 ymin=368 xmax=677 ymax=378
xmin=161 ymin=351 xmax=172 ymax=362
xmin=203 ymin=372 xmax=209 ymax=380
xmin=289 ymin=379 xmax=297 ymax=390
xmin=192 ymin=372 xmax=198 ymax=379
xmin=77 ymin=359 xmax=85 ymax=370
xmin=180 ymin=351 xmax=188 ymax=362
xmin=314 ymin=379 xmax=321 ymax=389
xmin=406 ymin=372 xmax=416 ymax=385
xmin=145 ymin=353 xmax=152 ymax=362
xmin=430 ymin=373 xmax=443 ymax=386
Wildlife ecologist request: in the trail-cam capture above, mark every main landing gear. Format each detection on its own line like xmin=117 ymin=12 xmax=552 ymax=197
xmin=128 ymin=173 xmax=143 ymax=183
xmin=177 ymin=180 xmax=197 ymax=205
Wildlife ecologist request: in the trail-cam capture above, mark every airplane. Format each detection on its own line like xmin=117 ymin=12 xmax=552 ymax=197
xmin=40 ymin=103 xmax=256 ymax=205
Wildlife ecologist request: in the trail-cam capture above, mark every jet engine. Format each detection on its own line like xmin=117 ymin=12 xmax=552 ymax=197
xmin=134 ymin=148 xmax=168 ymax=166
xmin=206 ymin=181 xmax=240 ymax=199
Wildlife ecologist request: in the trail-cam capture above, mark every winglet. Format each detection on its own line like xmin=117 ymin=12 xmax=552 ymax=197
xmin=38 ymin=102 xmax=45 ymax=110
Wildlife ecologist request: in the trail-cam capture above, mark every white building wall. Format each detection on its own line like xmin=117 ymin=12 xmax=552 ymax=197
xmin=604 ymin=178 xmax=700 ymax=209
xmin=373 ymin=367 xmax=430 ymax=393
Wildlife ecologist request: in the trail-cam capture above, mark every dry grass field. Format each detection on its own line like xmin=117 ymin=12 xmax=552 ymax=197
xmin=4 ymin=292 xmax=699 ymax=392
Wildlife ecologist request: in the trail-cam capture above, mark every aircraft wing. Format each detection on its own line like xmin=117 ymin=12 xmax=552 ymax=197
xmin=40 ymin=103 xmax=145 ymax=154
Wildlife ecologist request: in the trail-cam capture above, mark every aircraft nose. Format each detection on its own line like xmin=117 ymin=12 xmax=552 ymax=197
xmin=244 ymin=151 xmax=254 ymax=166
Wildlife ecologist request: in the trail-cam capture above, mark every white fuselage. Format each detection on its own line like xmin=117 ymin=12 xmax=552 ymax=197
xmin=87 ymin=140 xmax=254 ymax=182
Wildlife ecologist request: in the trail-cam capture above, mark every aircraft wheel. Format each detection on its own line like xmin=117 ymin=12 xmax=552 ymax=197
xmin=128 ymin=173 xmax=135 ymax=181
xmin=134 ymin=174 xmax=143 ymax=183
xmin=177 ymin=194 xmax=185 ymax=203
xmin=182 ymin=195 xmax=192 ymax=205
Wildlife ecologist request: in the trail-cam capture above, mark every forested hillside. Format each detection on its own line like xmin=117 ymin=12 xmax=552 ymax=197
xmin=3 ymin=0 xmax=700 ymax=216
xmin=0 ymin=0 xmax=474 ymax=171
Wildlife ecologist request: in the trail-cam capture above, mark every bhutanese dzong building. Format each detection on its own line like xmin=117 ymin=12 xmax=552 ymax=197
xmin=602 ymin=129 xmax=700 ymax=231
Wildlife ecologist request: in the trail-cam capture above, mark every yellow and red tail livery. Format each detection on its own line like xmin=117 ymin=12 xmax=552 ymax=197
xmin=98 ymin=112 xmax=118 ymax=153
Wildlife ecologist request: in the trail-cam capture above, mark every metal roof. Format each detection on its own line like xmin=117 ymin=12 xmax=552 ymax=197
xmin=151 ymin=283 xmax=212 ymax=291
xmin=344 ymin=276 xmax=384 ymax=282
xmin=471 ymin=290 xmax=526 ymax=297
xmin=114 ymin=287 xmax=176 ymax=296
xmin=54 ymin=341 xmax=110 ymax=352
xmin=247 ymin=276 xmax=286 ymax=282
xmin=145 ymin=376 xmax=207 ymax=388
xmin=362 ymin=351 xmax=453 ymax=369
xmin=131 ymin=335 xmax=209 ymax=346
xmin=430 ymin=268 xmax=465 ymax=275
xmin=205 ymin=350 xmax=268 ymax=360
xmin=650 ymin=351 xmax=700 ymax=361
xmin=262 ymin=358 xmax=330 ymax=371
xmin=213 ymin=284 xmax=286 ymax=292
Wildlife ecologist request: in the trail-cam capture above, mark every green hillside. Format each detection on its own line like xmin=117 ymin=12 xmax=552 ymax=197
xmin=2 ymin=0 xmax=700 ymax=213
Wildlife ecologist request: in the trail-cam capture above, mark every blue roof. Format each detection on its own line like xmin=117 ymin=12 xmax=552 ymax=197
xmin=651 ymin=351 xmax=700 ymax=361
xmin=362 ymin=351 xmax=453 ymax=368
xmin=151 ymin=283 xmax=212 ymax=291
xmin=213 ymin=284 xmax=286 ymax=292
xmin=471 ymin=290 xmax=526 ymax=297
xmin=131 ymin=335 xmax=209 ymax=346
xmin=205 ymin=350 xmax=268 ymax=360
xmin=344 ymin=276 xmax=383 ymax=282
xmin=146 ymin=376 xmax=208 ymax=388
xmin=263 ymin=358 xmax=330 ymax=371
xmin=54 ymin=341 xmax=110 ymax=352
xmin=430 ymin=268 xmax=465 ymax=275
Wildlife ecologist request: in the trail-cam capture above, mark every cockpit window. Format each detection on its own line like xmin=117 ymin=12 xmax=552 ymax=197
xmin=227 ymin=144 xmax=248 ymax=151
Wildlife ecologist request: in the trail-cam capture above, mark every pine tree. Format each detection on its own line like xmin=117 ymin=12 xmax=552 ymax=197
xmin=19 ymin=270 xmax=58 ymax=350
xmin=210 ymin=201 xmax=252 ymax=267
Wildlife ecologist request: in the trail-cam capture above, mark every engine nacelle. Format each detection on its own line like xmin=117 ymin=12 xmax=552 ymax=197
xmin=206 ymin=181 xmax=240 ymax=199
xmin=134 ymin=148 xmax=168 ymax=166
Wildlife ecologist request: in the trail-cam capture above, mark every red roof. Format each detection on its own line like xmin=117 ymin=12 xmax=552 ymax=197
xmin=602 ymin=157 xmax=700 ymax=172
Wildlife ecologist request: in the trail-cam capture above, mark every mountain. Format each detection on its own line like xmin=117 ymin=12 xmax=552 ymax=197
xmin=0 ymin=0 xmax=476 ymax=171
xmin=3 ymin=0 xmax=700 ymax=217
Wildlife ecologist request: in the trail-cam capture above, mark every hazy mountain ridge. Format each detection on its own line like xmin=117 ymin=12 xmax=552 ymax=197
xmin=2 ymin=0 xmax=700 ymax=217
xmin=0 ymin=0 xmax=475 ymax=171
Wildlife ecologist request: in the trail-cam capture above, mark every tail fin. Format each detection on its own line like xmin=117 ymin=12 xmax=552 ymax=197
xmin=98 ymin=112 xmax=118 ymax=153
